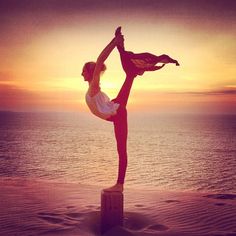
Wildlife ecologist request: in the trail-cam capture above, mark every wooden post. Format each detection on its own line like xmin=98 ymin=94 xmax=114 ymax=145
xmin=101 ymin=190 xmax=124 ymax=234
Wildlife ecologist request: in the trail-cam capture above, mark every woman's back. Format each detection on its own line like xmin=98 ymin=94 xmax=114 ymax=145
xmin=85 ymin=90 xmax=120 ymax=120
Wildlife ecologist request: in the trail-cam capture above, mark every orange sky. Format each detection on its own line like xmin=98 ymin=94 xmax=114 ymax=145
xmin=0 ymin=0 xmax=235 ymax=113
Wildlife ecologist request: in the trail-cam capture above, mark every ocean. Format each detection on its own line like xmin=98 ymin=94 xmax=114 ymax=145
xmin=0 ymin=111 xmax=235 ymax=193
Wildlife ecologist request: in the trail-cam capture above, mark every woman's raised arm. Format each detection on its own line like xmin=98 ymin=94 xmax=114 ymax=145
xmin=90 ymin=35 xmax=122 ymax=88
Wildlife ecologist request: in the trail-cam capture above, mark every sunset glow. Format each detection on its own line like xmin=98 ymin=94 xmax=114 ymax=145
xmin=0 ymin=0 xmax=235 ymax=113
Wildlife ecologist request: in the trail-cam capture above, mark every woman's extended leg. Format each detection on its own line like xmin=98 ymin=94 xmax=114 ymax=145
xmin=113 ymin=74 xmax=135 ymax=107
xmin=115 ymin=27 xmax=179 ymax=76
xmin=117 ymin=46 xmax=179 ymax=76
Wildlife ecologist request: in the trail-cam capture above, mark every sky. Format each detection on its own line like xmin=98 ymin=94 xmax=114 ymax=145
xmin=0 ymin=0 xmax=236 ymax=113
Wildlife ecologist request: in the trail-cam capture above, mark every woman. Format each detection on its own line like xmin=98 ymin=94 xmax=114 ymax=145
xmin=82 ymin=27 xmax=179 ymax=192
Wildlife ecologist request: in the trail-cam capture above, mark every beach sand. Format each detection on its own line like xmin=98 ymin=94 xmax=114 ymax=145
xmin=0 ymin=178 xmax=236 ymax=236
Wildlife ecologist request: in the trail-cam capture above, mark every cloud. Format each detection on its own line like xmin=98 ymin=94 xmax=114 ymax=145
xmin=0 ymin=84 xmax=36 ymax=99
xmin=162 ymin=87 xmax=236 ymax=96
xmin=0 ymin=84 xmax=85 ymax=111
xmin=0 ymin=84 xmax=40 ymax=110
xmin=0 ymin=71 xmax=15 ymax=82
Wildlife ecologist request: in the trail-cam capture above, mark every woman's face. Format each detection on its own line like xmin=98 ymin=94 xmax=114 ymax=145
xmin=81 ymin=66 xmax=89 ymax=81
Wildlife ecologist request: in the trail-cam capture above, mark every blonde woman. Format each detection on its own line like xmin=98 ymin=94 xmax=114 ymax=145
xmin=82 ymin=27 xmax=179 ymax=192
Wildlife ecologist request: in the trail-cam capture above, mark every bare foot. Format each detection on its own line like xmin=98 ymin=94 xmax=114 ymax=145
xmin=115 ymin=26 xmax=122 ymax=37
xmin=103 ymin=183 xmax=124 ymax=192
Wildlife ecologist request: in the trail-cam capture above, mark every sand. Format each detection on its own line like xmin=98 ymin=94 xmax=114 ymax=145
xmin=0 ymin=177 xmax=236 ymax=236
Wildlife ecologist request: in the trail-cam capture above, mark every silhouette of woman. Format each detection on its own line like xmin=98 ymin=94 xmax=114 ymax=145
xmin=82 ymin=27 xmax=179 ymax=192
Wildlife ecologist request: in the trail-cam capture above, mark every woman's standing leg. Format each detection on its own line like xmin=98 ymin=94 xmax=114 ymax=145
xmin=113 ymin=107 xmax=128 ymax=185
xmin=104 ymin=74 xmax=135 ymax=192
xmin=103 ymin=76 xmax=136 ymax=192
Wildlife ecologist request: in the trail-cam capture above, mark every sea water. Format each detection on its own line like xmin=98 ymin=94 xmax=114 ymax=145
xmin=0 ymin=111 xmax=235 ymax=193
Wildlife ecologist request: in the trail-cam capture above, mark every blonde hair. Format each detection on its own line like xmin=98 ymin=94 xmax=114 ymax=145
xmin=83 ymin=61 xmax=106 ymax=81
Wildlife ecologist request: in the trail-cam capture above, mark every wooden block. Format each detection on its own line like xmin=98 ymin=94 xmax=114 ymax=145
xmin=101 ymin=190 xmax=124 ymax=234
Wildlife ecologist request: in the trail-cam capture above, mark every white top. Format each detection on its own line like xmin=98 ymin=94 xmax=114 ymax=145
xmin=85 ymin=90 xmax=120 ymax=120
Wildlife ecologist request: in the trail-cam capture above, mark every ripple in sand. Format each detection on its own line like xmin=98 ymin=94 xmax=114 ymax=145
xmin=38 ymin=212 xmax=61 ymax=217
xmin=65 ymin=212 xmax=84 ymax=219
xmin=134 ymin=204 xmax=145 ymax=208
xmin=214 ymin=202 xmax=227 ymax=206
xmin=38 ymin=215 xmax=64 ymax=224
xmin=85 ymin=204 xmax=97 ymax=209
xmin=41 ymin=226 xmax=74 ymax=235
xmin=204 ymin=194 xmax=236 ymax=200
xmin=147 ymin=223 xmax=169 ymax=231
xmin=165 ymin=199 xmax=181 ymax=203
